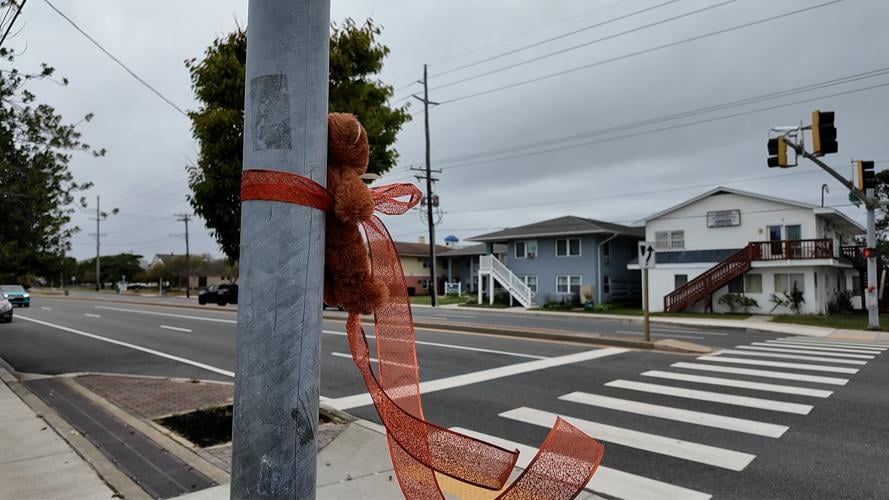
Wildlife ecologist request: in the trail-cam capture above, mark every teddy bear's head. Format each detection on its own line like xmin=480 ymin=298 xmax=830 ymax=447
xmin=328 ymin=113 xmax=369 ymax=174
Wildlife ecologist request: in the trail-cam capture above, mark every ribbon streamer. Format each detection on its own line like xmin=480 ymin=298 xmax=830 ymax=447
xmin=242 ymin=169 xmax=604 ymax=499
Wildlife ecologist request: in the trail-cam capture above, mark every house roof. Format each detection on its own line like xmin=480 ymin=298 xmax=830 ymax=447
xmin=440 ymin=243 xmax=507 ymax=257
xmin=469 ymin=216 xmax=643 ymax=243
xmin=395 ymin=242 xmax=451 ymax=257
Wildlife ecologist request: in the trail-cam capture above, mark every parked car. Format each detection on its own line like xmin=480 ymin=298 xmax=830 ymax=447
xmin=0 ymin=285 xmax=29 ymax=307
xmin=198 ymin=284 xmax=238 ymax=306
xmin=0 ymin=296 xmax=12 ymax=323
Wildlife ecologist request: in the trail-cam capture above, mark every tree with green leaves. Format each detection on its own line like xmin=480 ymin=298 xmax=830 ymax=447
xmin=75 ymin=253 xmax=144 ymax=285
xmin=186 ymin=19 xmax=411 ymax=262
xmin=0 ymin=11 xmax=103 ymax=284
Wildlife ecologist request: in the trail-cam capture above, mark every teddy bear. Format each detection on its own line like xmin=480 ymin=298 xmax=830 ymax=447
xmin=323 ymin=112 xmax=390 ymax=315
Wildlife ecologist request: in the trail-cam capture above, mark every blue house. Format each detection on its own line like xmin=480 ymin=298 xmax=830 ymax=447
xmin=470 ymin=216 xmax=643 ymax=307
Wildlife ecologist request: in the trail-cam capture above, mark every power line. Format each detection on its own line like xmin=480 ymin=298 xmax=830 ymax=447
xmin=430 ymin=0 xmax=681 ymax=80
xmin=437 ymin=0 xmax=846 ymax=105
xmin=41 ymin=0 xmax=188 ymax=117
xmin=428 ymin=66 xmax=889 ymax=167
xmin=0 ymin=0 xmax=27 ymax=48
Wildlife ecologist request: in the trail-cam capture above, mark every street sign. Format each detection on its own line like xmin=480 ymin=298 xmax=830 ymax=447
xmin=849 ymin=191 xmax=862 ymax=207
xmin=638 ymin=242 xmax=656 ymax=269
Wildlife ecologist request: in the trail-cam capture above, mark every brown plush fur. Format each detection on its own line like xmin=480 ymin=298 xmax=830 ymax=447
xmin=323 ymin=113 xmax=389 ymax=315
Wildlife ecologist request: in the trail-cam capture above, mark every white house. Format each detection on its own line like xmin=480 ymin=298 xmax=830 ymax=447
xmin=629 ymin=187 xmax=866 ymax=315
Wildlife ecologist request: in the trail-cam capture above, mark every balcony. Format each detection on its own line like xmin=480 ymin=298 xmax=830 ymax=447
xmin=749 ymin=239 xmax=836 ymax=261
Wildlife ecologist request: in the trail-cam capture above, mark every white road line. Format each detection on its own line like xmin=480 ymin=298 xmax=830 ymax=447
xmin=671 ymin=362 xmax=849 ymax=386
xmin=450 ymin=427 xmax=712 ymax=500
xmin=159 ymin=325 xmax=193 ymax=333
xmin=604 ymin=380 xmax=812 ymax=415
xmin=560 ymin=391 xmax=788 ymax=437
xmin=713 ymin=349 xmax=867 ymax=365
xmin=697 ymin=356 xmax=859 ymax=374
xmin=41 ymin=307 xmax=52 ymax=311
xmin=772 ymin=339 xmax=887 ymax=351
xmin=322 ymin=330 xmax=546 ymax=360
xmin=16 ymin=316 xmax=235 ymax=377
xmin=325 ymin=347 xmax=628 ymax=411
xmin=500 ymin=407 xmax=756 ymax=471
xmin=84 ymin=313 xmax=102 ymax=318
xmin=736 ymin=345 xmax=875 ymax=359
xmin=654 ymin=327 xmax=728 ymax=336
xmin=759 ymin=341 xmax=883 ymax=354
xmin=615 ymin=330 xmax=705 ymax=340
xmin=94 ymin=305 xmax=237 ymax=323
xmin=331 ymin=352 xmax=371 ymax=362
xmin=641 ymin=370 xmax=833 ymax=398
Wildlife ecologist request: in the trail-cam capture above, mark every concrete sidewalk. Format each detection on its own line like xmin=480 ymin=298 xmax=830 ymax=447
xmin=0 ymin=369 xmax=116 ymax=500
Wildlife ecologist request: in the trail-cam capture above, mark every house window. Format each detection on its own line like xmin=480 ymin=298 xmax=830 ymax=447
xmin=655 ymin=230 xmax=684 ymax=250
xmin=745 ymin=274 xmax=763 ymax=293
xmin=521 ymin=275 xmax=538 ymax=293
xmin=556 ymin=238 xmax=581 ymax=257
xmin=515 ymin=240 xmax=538 ymax=259
xmin=603 ymin=276 xmax=611 ymax=294
xmin=421 ymin=258 xmax=429 ymax=268
xmin=775 ymin=273 xmax=805 ymax=294
xmin=785 ymin=224 xmax=802 ymax=241
xmin=674 ymin=274 xmax=688 ymax=288
xmin=557 ymin=275 xmax=581 ymax=294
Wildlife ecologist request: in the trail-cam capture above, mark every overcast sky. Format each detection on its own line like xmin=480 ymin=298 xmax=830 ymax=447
xmin=8 ymin=0 xmax=889 ymax=261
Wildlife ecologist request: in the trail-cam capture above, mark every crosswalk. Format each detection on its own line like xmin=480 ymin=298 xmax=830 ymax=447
xmin=450 ymin=336 xmax=886 ymax=499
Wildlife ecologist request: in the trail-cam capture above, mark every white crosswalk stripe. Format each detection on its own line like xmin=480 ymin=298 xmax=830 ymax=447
xmin=500 ymin=407 xmax=756 ymax=471
xmin=451 ymin=427 xmax=712 ymax=500
xmin=760 ymin=341 xmax=883 ymax=354
xmin=560 ymin=391 xmax=789 ymax=437
xmin=737 ymin=345 xmax=875 ymax=359
xmin=713 ymin=349 xmax=868 ymax=365
xmin=641 ymin=370 xmax=833 ymax=398
xmin=774 ymin=338 xmax=888 ymax=350
xmin=671 ymin=362 xmax=849 ymax=385
xmin=696 ymin=356 xmax=860 ymax=374
xmin=604 ymin=380 xmax=812 ymax=414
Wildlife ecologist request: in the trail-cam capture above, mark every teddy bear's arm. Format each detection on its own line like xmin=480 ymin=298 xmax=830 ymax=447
xmin=333 ymin=175 xmax=375 ymax=224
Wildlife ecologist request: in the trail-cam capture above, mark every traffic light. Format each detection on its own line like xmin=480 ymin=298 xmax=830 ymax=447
xmin=855 ymin=160 xmax=876 ymax=192
xmin=863 ymin=247 xmax=877 ymax=259
xmin=812 ymin=110 xmax=838 ymax=156
xmin=767 ymin=135 xmax=789 ymax=168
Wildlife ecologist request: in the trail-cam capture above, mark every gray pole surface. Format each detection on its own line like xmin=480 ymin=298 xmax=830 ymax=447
xmin=231 ymin=2 xmax=330 ymax=498
xmin=866 ymin=194 xmax=879 ymax=329
xmin=95 ymin=196 xmax=100 ymax=292
xmin=423 ymin=64 xmax=438 ymax=306
xmin=642 ymin=268 xmax=650 ymax=342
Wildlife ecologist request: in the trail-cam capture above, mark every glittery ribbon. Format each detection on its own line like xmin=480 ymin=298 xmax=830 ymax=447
xmin=242 ymin=168 xmax=604 ymax=499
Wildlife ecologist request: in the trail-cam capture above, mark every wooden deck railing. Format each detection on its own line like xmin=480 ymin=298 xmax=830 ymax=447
xmin=749 ymin=239 xmax=835 ymax=260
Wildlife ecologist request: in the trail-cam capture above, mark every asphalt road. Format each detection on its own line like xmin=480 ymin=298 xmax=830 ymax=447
xmin=2 ymin=296 xmax=888 ymax=499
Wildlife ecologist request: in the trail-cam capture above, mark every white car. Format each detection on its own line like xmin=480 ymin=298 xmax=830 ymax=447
xmin=0 ymin=296 xmax=11 ymax=323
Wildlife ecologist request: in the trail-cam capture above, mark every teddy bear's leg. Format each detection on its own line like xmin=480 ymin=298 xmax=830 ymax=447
xmin=335 ymin=269 xmax=389 ymax=315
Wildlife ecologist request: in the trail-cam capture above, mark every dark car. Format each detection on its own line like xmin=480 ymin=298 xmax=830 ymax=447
xmin=0 ymin=296 xmax=12 ymax=323
xmin=198 ymin=284 xmax=238 ymax=306
xmin=0 ymin=285 xmax=29 ymax=307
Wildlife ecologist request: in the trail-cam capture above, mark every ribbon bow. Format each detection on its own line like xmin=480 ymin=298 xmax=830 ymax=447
xmin=242 ymin=169 xmax=603 ymax=499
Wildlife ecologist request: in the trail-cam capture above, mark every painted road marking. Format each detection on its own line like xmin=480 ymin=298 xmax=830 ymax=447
xmin=758 ymin=341 xmax=882 ymax=354
xmin=325 ymin=347 xmax=628 ymax=410
xmin=771 ymin=339 xmax=887 ymax=351
xmin=331 ymin=352 xmax=372 ymax=362
xmin=84 ymin=313 xmax=102 ymax=318
xmin=561 ymin=391 xmax=788 ymax=437
xmin=641 ymin=370 xmax=833 ymax=398
xmin=94 ymin=305 xmax=237 ymax=323
xmin=451 ymin=427 xmax=712 ymax=500
xmin=736 ymin=345 xmax=875 ymax=359
xmin=16 ymin=316 xmax=235 ymax=377
xmin=322 ymin=330 xmax=546 ymax=360
xmin=160 ymin=325 xmax=193 ymax=333
xmin=615 ymin=330 xmax=704 ymax=340
xmin=41 ymin=307 xmax=52 ymax=311
xmin=604 ymin=380 xmax=812 ymax=414
xmin=713 ymin=349 xmax=868 ymax=365
xmin=500 ymin=407 xmax=756 ymax=471
xmin=654 ymin=327 xmax=728 ymax=336
xmin=697 ymin=356 xmax=859 ymax=374
xmin=671 ymin=362 xmax=849 ymax=386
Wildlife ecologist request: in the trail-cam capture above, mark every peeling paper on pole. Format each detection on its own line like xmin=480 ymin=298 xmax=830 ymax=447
xmin=241 ymin=169 xmax=605 ymax=499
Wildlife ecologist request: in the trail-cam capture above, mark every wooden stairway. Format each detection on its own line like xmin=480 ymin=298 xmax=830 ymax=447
xmin=664 ymin=246 xmax=753 ymax=313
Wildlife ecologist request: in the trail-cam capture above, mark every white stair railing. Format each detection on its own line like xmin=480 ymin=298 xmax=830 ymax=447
xmin=479 ymin=255 xmax=534 ymax=307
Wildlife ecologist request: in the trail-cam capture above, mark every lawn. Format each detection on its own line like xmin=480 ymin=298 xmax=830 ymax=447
xmin=772 ymin=313 xmax=889 ymax=331
xmin=409 ymin=295 xmax=469 ymax=306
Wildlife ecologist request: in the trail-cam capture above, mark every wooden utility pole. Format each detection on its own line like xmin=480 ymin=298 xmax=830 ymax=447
xmin=412 ymin=64 xmax=440 ymax=305
xmin=230 ymin=1 xmax=330 ymax=499
xmin=175 ymin=214 xmax=192 ymax=298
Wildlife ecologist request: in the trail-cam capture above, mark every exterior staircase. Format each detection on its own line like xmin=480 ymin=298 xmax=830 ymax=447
xmin=479 ymin=254 xmax=534 ymax=308
xmin=664 ymin=239 xmax=841 ymax=312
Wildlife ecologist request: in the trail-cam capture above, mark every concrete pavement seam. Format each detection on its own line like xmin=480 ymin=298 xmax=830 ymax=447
xmin=61 ymin=377 xmax=232 ymax=485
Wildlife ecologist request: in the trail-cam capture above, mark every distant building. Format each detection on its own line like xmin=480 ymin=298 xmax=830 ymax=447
xmin=394 ymin=241 xmax=449 ymax=296
xmin=150 ymin=254 xmax=233 ymax=290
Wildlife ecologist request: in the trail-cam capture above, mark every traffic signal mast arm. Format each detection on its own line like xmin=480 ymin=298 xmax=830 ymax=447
xmin=781 ymin=136 xmax=873 ymax=207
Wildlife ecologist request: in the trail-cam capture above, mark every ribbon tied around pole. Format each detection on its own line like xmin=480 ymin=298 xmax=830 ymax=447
xmin=242 ymin=169 xmax=604 ymax=499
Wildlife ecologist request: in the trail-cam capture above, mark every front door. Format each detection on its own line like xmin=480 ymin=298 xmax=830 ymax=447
xmin=768 ymin=225 xmax=783 ymax=256
xmin=786 ymin=224 xmax=802 ymax=258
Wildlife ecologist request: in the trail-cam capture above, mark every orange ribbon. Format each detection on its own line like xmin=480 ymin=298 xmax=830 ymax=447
xmin=242 ymin=169 xmax=604 ymax=499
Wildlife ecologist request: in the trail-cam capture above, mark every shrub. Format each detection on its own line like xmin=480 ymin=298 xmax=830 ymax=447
xmin=770 ymin=284 xmax=805 ymax=314
xmin=718 ymin=293 xmax=759 ymax=313
xmin=828 ymin=289 xmax=854 ymax=313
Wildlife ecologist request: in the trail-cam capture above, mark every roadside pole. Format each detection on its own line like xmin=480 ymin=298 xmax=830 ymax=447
xmin=866 ymin=194 xmax=879 ymax=328
xmin=638 ymin=242 xmax=655 ymax=342
xmin=230 ymin=2 xmax=330 ymax=499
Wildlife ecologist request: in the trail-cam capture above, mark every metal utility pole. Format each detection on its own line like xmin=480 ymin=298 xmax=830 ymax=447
xmin=87 ymin=196 xmax=107 ymax=292
xmin=412 ymin=64 xmax=440 ymax=305
xmin=231 ymin=1 xmax=330 ymax=499
xmin=175 ymin=214 xmax=192 ymax=298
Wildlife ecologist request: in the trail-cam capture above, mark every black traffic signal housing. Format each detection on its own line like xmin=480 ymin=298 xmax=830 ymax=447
xmin=767 ymin=135 xmax=789 ymax=168
xmin=863 ymin=247 xmax=877 ymax=259
xmin=856 ymin=160 xmax=876 ymax=192
xmin=812 ymin=110 xmax=838 ymax=157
